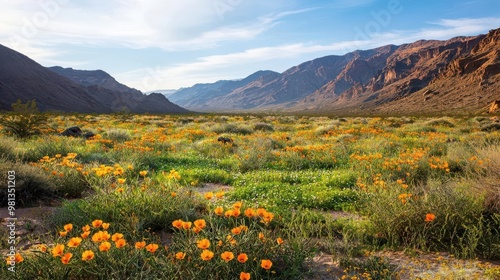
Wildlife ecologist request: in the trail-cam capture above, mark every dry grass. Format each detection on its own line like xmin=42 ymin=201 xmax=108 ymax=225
xmin=474 ymin=145 xmax=500 ymax=213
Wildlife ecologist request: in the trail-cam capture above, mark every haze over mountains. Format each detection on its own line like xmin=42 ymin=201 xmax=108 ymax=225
xmin=0 ymin=45 xmax=188 ymax=113
xmin=1 ymin=28 xmax=499 ymax=115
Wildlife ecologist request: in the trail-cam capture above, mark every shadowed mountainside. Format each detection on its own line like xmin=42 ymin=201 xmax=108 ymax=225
xmin=0 ymin=45 xmax=189 ymax=114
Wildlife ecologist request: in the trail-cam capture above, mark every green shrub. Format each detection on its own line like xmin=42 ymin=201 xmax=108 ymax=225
xmin=211 ymin=123 xmax=254 ymax=135
xmin=361 ymin=181 xmax=490 ymax=259
xmin=481 ymin=123 xmax=500 ymax=132
xmin=253 ymin=122 xmax=274 ymax=131
xmin=0 ymin=160 xmax=55 ymax=207
xmin=0 ymin=99 xmax=48 ymax=138
xmin=315 ymin=124 xmax=337 ymax=136
xmin=106 ymin=129 xmax=132 ymax=142
xmin=0 ymin=136 xmax=18 ymax=161
xmin=21 ymin=136 xmax=76 ymax=162
xmin=425 ymin=118 xmax=455 ymax=127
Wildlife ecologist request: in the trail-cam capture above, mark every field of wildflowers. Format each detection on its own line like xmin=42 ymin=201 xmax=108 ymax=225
xmin=1 ymin=113 xmax=500 ymax=279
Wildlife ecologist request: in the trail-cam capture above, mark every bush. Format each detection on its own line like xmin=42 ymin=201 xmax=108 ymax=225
xmin=0 ymin=136 xmax=18 ymax=161
xmin=106 ymin=129 xmax=132 ymax=142
xmin=425 ymin=118 xmax=455 ymax=127
xmin=0 ymin=160 xmax=55 ymax=207
xmin=315 ymin=125 xmax=337 ymax=136
xmin=361 ymin=181 xmax=491 ymax=259
xmin=253 ymin=122 xmax=274 ymax=132
xmin=0 ymin=99 xmax=48 ymax=138
xmin=211 ymin=123 xmax=254 ymax=135
xmin=481 ymin=123 xmax=500 ymax=132
xmin=21 ymin=136 xmax=76 ymax=162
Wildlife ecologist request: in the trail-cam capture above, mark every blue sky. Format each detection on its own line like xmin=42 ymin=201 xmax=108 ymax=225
xmin=1 ymin=0 xmax=500 ymax=91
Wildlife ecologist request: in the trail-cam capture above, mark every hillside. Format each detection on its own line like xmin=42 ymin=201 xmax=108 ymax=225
xmin=0 ymin=45 xmax=189 ymax=114
xmin=168 ymin=28 xmax=500 ymax=115
xmin=48 ymin=66 xmax=143 ymax=96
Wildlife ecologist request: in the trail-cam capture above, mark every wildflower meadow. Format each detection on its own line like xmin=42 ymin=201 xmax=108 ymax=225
xmin=1 ymin=113 xmax=500 ymax=279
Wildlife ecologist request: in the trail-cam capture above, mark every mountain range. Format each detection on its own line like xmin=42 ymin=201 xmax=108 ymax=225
xmin=0 ymin=45 xmax=188 ymax=113
xmin=167 ymin=27 xmax=500 ymax=115
xmin=1 ymin=27 xmax=499 ymax=115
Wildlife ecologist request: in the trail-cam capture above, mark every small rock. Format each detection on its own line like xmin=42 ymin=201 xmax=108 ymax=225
xmin=60 ymin=126 xmax=82 ymax=137
xmin=217 ymin=136 xmax=233 ymax=144
xmin=83 ymin=132 xmax=95 ymax=139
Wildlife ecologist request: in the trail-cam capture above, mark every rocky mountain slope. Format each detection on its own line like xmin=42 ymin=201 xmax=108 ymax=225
xmin=0 ymin=45 xmax=188 ymax=113
xmin=168 ymin=70 xmax=280 ymax=110
xmin=171 ymin=28 xmax=500 ymax=115
xmin=48 ymin=66 xmax=143 ymax=96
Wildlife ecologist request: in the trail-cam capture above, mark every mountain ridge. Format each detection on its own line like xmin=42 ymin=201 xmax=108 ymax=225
xmin=0 ymin=44 xmax=189 ymax=114
xmin=168 ymin=28 xmax=500 ymax=115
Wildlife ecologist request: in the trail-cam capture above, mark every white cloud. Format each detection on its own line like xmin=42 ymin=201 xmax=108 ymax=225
xmin=0 ymin=0 xmax=304 ymax=50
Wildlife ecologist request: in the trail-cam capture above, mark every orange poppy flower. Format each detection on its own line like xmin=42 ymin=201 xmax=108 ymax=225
xmin=135 ymin=241 xmax=146 ymax=249
xmin=38 ymin=244 xmax=48 ymax=252
xmin=237 ymin=253 xmax=248 ymax=263
xmin=244 ymin=208 xmax=256 ymax=218
xmin=231 ymin=227 xmax=242 ymax=235
xmin=261 ymin=212 xmax=274 ymax=224
xmin=82 ymin=250 xmax=94 ymax=261
xmin=52 ymin=244 xmax=65 ymax=257
xmin=214 ymin=206 xmax=224 ymax=216
xmin=81 ymin=231 xmax=90 ymax=239
xmin=215 ymin=191 xmax=224 ymax=199
xmin=102 ymin=223 xmax=110 ymax=230
xmin=197 ymin=239 xmax=211 ymax=250
xmin=67 ymin=237 xmax=82 ymax=248
xmin=233 ymin=201 xmax=242 ymax=210
xmin=193 ymin=227 xmax=202 ymax=234
xmin=220 ymin=251 xmax=234 ymax=262
xmin=172 ymin=219 xmax=183 ymax=229
xmin=92 ymin=220 xmax=103 ymax=228
xmin=276 ymin=238 xmax=284 ymax=245
xmin=175 ymin=252 xmax=186 ymax=260
xmin=99 ymin=241 xmax=111 ymax=252
xmin=258 ymin=232 xmax=265 ymax=241
xmin=240 ymin=272 xmax=251 ymax=280
xmin=204 ymin=192 xmax=214 ymax=200
xmin=257 ymin=208 xmax=266 ymax=217
xmin=61 ymin=253 xmax=72 ymax=265
xmin=63 ymin=223 xmax=73 ymax=232
xmin=115 ymin=239 xmax=127 ymax=248
xmin=193 ymin=219 xmax=206 ymax=229
xmin=117 ymin=178 xmax=126 ymax=184
xmin=13 ymin=253 xmax=23 ymax=263
xmin=232 ymin=209 xmax=241 ymax=218
xmin=425 ymin=213 xmax=436 ymax=222
xmin=59 ymin=231 xmax=68 ymax=237
xmin=82 ymin=224 xmax=91 ymax=232
xmin=200 ymin=250 xmax=214 ymax=261
xmin=146 ymin=243 xmax=159 ymax=253
xmin=111 ymin=233 xmax=124 ymax=242
xmin=261 ymin=259 xmax=273 ymax=270
xmin=182 ymin=222 xmax=192 ymax=230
